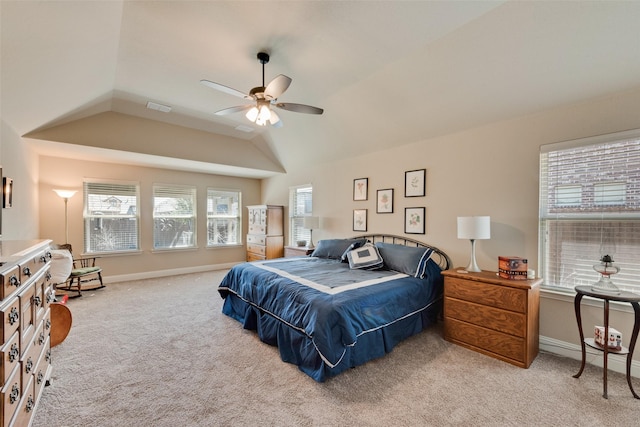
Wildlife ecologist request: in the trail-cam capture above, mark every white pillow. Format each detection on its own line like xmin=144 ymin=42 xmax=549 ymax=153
xmin=49 ymin=249 xmax=73 ymax=284
xmin=346 ymin=243 xmax=384 ymax=270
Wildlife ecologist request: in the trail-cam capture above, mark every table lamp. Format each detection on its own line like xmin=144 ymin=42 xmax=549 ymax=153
xmin=457 ymin=216 xmax=491 ymax=272
xmin=303 ymin=216 xmax=320 ymax=249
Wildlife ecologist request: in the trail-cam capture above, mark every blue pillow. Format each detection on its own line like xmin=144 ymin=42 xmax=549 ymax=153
xmin=311 ymin=238 xmax=367 ymax=259
xmin=375 ymin=242 xmax=432 ymax=277
xmin=346 ymin=243 xmax=384 ymax=270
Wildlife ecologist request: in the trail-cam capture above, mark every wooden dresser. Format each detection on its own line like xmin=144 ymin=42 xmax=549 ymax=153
xmin=246 ymin=205 xmax=284 ymax=261
xmin=441 ymin=269 xmax=542 ymax=368
xmin=0 ymin=240 xmax=54 ymax=427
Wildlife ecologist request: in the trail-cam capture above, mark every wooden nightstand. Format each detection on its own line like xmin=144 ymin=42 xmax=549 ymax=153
xmin=284 ymin=246 xmax=313 ymax=257
xmin=441 ymin=269 xmax=542 ymax=368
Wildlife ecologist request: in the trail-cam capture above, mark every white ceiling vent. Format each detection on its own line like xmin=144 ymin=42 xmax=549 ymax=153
xmin=146 ymin=101 xmax=172 ymax=113
xmin=234 ymin=125 xmax=254 ymax=133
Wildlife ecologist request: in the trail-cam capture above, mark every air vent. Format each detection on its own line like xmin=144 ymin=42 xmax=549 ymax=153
xmin=235 ymin=125 xmax=254 ymax=133
xmin=146 ymin=101 xmax=172 ymax=113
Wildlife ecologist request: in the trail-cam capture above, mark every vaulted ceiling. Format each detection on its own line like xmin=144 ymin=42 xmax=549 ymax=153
xmin=3 ymin=1 xmax=640 ymax=177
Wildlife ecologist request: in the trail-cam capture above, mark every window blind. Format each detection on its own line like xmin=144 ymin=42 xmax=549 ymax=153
xmin=153 ymin=184 xmax=197 ymax=249
xmin=289 ymin=185 xmax=313 ymax=245
xmin=207 ymin=189 xmax=241 ymax=246
xmin=83 ymin=180 xmax=140 ymax=253
xmin=539 ymin=130 xmax=640 ymax=291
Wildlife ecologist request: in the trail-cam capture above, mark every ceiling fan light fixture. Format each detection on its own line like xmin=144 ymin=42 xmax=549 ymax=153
xmin=246 ymin=106 xmax=259 ymax=122
xmin=269 ymin=110 xmax=281 ymax=126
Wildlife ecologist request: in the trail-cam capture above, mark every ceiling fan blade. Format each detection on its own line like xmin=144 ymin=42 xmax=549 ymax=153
xmin=275 ymin=102 xmax=324 ymax=115
xmin=201 ymin=79 xmax=251 ymax=99
xmin=214 ymin=105 xmax=253 ymax=116
xmin=264 ymin=74 xmax=292 ymax=100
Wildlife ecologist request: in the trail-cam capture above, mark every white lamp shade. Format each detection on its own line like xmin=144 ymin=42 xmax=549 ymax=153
xmin=303 ymin=216 xmax=320 ymax=230
xmin=53 ymin=189 xmax=77 ymax=199
xmin=457 ymin=216 xmax=491 ymax=240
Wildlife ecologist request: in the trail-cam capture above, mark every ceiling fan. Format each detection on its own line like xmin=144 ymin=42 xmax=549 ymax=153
xmin=201 ymin=52 xmax=324 ymax=128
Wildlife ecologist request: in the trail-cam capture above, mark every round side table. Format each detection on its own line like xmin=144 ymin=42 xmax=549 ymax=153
xmin=573 ymin=285 xmax=640 ymax=399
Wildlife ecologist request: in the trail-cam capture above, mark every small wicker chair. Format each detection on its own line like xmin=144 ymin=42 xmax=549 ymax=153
xmin=53 ymin=244 xmax=105 ymax=297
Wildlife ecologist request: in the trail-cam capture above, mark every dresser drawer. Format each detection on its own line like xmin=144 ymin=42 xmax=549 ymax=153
xmin=247 ymin=252 xmax=265 ymax=262
xmin=33 ymin=337 xmax=51 ymax=402
xmin=0 ymin=266 xmax=21 ymax=302
xmin=445 ymin=297 xmax=526 ymax=337
xmin=247 ymin=244 xmax=266 ymax=256
xmin=445 ymin=277 xmax=527 ymax=313
xmin=0 ymin=365 xmax=20 ymax=426
xmin=0 ymin=299 xmax=21 ymax=343
xmin=18 ymin=283 xmax=35 ymax=348
xmin=0 ymin=332 xmax=20 ymax=386
xmin=19 ymin=249 xmax=50 ymax=286
xmin=247 ymin=234 xmax=266 ymax=245
xmin=248 ymin=224 xmax=266 ymax=235
xmin=445 ymin=317 xmax=525 ymax=363
xmin=11 ymin=373 xmax=34 ymax=427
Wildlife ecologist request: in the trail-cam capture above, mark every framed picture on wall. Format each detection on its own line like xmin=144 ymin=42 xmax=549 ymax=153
xmin=376 ymin=188 xmax=394 ymax=213
xmin=405 ymin=207 xmax=425 ymax=234
xmin=353 ymin=209 xmax=367 ymax=232
xmin=405 ymin=169 xmax=426 ymax=197
xmin=353 ymin=178 xmax=368 ymax=201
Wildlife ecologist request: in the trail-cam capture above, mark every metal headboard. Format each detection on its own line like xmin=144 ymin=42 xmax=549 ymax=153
xmin=349 ymin=234 xmax=451 ymax=271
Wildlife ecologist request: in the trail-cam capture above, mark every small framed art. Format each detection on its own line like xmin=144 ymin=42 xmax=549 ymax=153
xmin=405 ymin=169 xmax=426 ymax=197
xmin=376 ymin=188 xmax=394 ymax=213
xmin=405 ymin=207 xmax=425 ymax=234
xmin=353 ymin=209 xmax=368 ymax=232
xmin=353 ymin=178 xmax=368 ymax=201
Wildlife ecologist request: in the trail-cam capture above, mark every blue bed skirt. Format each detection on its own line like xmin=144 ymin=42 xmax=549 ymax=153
xmin=221 ymin=292 xmax=441 ymax=382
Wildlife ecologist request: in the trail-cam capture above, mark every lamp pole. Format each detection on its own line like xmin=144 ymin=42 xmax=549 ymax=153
xmin=53 ymin=189 xmax=77 ymax=244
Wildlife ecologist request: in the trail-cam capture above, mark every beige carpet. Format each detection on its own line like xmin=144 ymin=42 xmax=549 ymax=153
xmin=32 ymin=270 xmax=640 ymax=427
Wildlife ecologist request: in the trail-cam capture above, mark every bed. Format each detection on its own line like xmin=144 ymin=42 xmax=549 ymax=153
xmin=218 ymin=234 xmax=451 ymax=382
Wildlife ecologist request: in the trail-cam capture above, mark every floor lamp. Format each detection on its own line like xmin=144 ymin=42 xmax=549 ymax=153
xmin=457 ymin=216 xmax=491 ymax=272
xmin=53 ymin=189 xmax=77 ymax=244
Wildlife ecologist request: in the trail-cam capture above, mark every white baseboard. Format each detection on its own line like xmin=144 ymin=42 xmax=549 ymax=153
xmin=102 ymin=262 xmax=237 ymax=284
xmin=540 ymin=335 xmax=640 ymax=378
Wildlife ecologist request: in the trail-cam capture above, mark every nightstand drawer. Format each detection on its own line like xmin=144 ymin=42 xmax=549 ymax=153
xmin=445 ymin=317 xmax=525 ymax=363
xmin=445 ymin=277 xmax=527 ymax=313
xmin=445 ymin=297 xmax=526 ymax=337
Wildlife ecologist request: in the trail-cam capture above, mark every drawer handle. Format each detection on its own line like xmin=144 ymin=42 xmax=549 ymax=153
xmin=23 ymin=266 xmax=31 ymax=277
xmin=45 ymin=349 xmax=51 ymax=363
xmin=25 ymin=357 xmax=34 ymax=374
xmin=8 ymin=307 xmax=19 ymax=325
xmin=9 ymin=275 xmax=20 ymax=287
xmin=9 ymin=384 xmax=19 ymax=404
xmin=47 ymin=290 xmax=56 ymax=303
xmin=46 ymin=271 xmax=52 ymax=282
xmin=9 ymin=343 xmax=19 ymax=362
xmin=38 ymin=332 xmax=46 ymax=345
xmin=37 ymin=370 xmax=44 ymax=385
xmin=45 ymin=319 xmax=51 ymax=330
xmin=26 ymin=396 xmax=35 ymax=413
xmin=34 ymin=295 xmax=42 ymax=307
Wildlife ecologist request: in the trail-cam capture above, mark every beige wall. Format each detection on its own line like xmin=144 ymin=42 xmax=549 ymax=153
xmin=263 ymin=86 xmax=640 ymax=369
xmin=1 ymin=120 xmax=41 ymax=239
xmin=38 ymin=155 xmax=261 ymax=280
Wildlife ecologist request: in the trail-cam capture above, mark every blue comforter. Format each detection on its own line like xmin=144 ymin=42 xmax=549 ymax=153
xmin=218 ymin=257 xmax=443 ymax=381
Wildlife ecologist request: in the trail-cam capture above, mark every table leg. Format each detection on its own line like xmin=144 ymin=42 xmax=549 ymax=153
xmin=603 ymin=300 xmax=610 ymax=399
xmin=627 ymin=302 xmax=640 ymax=399
xmin=573 ymin=293 xmax=586 ymax=378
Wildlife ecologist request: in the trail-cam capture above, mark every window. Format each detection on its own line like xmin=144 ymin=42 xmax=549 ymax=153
xmin=207 ymin=189 xmax=241 ymax=246
xmin=153 ymin=184 xmax=196 ymax=249
xmin=289 ymin=184 xmax=313 ymax=245
xmin=83 ymin=180 xmax=140 ymax=254
xmin=539 ymin=129 xmax=640 ymax=292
